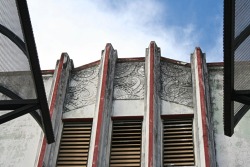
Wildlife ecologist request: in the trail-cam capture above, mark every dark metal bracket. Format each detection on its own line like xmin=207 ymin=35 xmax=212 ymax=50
xmin=0 ymin=86 xmax=48 ymax=140
xmin=0 ymin=24 xmax=27 ymax=56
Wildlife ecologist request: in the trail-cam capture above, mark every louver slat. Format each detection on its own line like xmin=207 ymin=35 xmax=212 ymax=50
xmin=57 ymin=122 xmax=92 ymax=167
xmin=110 ymin=120 xmax=142 ymax=167
xmin=163 ymin=119 xmax=195 ymax=166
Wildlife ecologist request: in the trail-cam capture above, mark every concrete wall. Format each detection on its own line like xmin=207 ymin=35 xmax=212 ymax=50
xmin=209 ymin=66 xmax=250 ymax=167
xmin=63 ymin=65 xmax=99 ymax=119
xmin=112 ymin=100 xmax=144 ymax=117
xmin=0 ymin=74 xmax=54 ymax=167
xmin=161 ymin=100 xmax=193 ymax=115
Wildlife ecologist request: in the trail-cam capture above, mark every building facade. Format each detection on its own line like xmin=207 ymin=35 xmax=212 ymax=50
xmin=1 ymin=42 xmax=250 ymax=167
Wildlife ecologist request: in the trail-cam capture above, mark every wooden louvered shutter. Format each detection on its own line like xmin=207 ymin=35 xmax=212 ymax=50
xmin=163 ymin=118 xmax=195 ymax=166
xmin=56 ymin=122 xmax=92 ymax=167
xmin=110 ymin=120 xmax=142 ymax=167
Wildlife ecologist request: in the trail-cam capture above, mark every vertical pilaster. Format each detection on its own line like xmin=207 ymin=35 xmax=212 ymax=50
xmin=88 ymin=44 xmax=117 ymax=167
xmin=37 ymin=53 xmax=73 ymax=167
xmin=144 ymin=41 xmax=162 ymax=167
xmin=191 ymin=48 xmax=216 ymax=167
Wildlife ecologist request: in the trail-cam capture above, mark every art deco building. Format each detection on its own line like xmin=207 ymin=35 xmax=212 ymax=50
xmin=1 ymin=42 xmax=250 ymax=167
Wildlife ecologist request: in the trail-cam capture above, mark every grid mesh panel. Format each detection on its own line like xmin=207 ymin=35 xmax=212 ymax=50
xmin=234 ymin=36 xmax=250 ymax=91
xmin=0 ymin=0 xmax=30 ymax=72
xmin=163 ymin=118 xmax=195 ymax=166
xmin=234 ymin=101 xmax=245 ymax=116
xmin=110 ymin=120 xmax=142 ymax=167
xmin=0 ymin=0 xmax=36 ymax=99
xmin=56 ymin=122 xmax=92 ymax=167
xmin=235 ymin=0 xmax=250 ymax=37
xmin=233 ymin=0 xmax=250 ymax=116
xmin=0 ymin=0 xmax=23 ymax=40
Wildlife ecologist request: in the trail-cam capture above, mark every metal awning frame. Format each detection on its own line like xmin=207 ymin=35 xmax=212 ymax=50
xmin=224 ymin=0 xmax=250 ymax=136
xmin=0 ymin=0 xmax=54 ymax=144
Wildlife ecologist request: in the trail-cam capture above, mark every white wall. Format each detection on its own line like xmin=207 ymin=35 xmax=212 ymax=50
xmin=112 ymin=100 xmax=144 ymax=117
xmin=209 ymin=67 xmax=250 ymax=167
xmin=161 ymin=100 xmax=193 ymax=115
xmin=0 ymin=74 xmax=54 ymax=167
xmin=63 ymin=103 xmax=95 ymax=118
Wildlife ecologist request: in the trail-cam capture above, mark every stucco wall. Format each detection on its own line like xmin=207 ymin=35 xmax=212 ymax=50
xmin=0 ymin=74 xmax=54 ymax=167
xmin=112 ymin=100 xmax=144 ymax=116
xmin=161 ymin=100 xmax=193 ymax=115
xmin=209 ymin=66 xmax=250 ymax=167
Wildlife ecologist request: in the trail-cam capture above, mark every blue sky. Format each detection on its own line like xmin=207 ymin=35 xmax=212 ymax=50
xmin=27 ymin=0 xmax=223 ymax=69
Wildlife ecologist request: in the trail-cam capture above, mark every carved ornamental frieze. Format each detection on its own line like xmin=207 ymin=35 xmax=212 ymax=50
xmin=64 ymin=65 xmax=99 ymax=113
xmin=161 ymin=61 xmax=193 ymax=107
xmin=114 ymin=62 xmax=145 ymax=99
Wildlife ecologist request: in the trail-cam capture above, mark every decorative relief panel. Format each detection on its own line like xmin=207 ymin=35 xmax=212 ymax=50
xmin=114 ymin=62 xmax=145 ymax=99
xmin=161 ymin=62 xmax=193 ymax=107
xmin=64 ymin=65 xmax=99 ymax=113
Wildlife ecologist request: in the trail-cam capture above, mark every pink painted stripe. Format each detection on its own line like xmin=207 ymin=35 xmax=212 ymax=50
xmin=148 ymin=42 xmax=155 ymax=167
xmin=92 ymin=44 xmax=111 ymax=167
xmin=196 ymin=48 xmax=210 ymax=167
xmin=37 ymin=54 xmax=65 ymax=167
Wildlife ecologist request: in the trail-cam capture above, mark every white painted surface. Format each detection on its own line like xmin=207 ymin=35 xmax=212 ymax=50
xmin=161 ymin=100 xmax=193 ymax=115
xmin=112 ymin=100 xmax=144 ymax=116
xmin=0 ymin=74 xmax=53 ymax=167
xmin=192 ymin=53 xmax=206 ymax=167
xmin=63 ymin=103 xmax=95 ymax=118
xmin=43 ymin=74 xmax=54 ymax=99
xmin=209 ymin=67 xmax=250 ymax=167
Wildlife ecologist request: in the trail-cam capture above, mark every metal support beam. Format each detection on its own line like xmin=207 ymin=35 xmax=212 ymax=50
xmin=0 ymin=24 xmax=27 ymax=56
xmin=0 ymin=104 xmax=39 ymax=124
xmin=234 ymin=105 xmax=250 ymax=127
xmin=0 ymin=99 xmax=38 ymax=110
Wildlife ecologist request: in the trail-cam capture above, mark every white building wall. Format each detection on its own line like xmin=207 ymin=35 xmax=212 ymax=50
xmin=112 ymin=100 xmax=144 ymax=116
xmin=161 ymin=100 xmax=193 ymax=115
xmin=0 ymin=74 xmax=54 ymax=167
xmin=209 ymin=66 xmax=250 ymax=167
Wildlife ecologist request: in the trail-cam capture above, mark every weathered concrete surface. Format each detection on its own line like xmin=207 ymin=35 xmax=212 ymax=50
xmin=0 ymin=71 xmax=36 ymax=99
xmin=112 ymin=100 xmax=144 ymax=116
xmin=161 ymin=61 xmax=193 ymax=107
xmin=113 ymin=62 xmax=145 ymax=100
xmin=63 ymin=65 xmax=99 ymax=114
xmin=63 ymin=103 xmax=95 ymax=118
xmin=87 ymin=44 xmax=117 ymax=167
xmin=209 ymin=66 xmax=250 ymax=167
xmin=0 ymin=114 xmax=43 ymax=167
xmin=161 ymin=100 xmax=193 ymax=115
xmin=0 ymin=74 xmax=53 ymax=167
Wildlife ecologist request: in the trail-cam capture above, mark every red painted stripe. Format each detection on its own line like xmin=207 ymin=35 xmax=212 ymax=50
xmin=92 ymin=44 xmax=111 ymax=167
xmin=196 ymin=48 xmax=210 ymax=167
xmin=161 ymin=114 xmax=194 ymax=119
xmin=148 ymin=42 xmax=155 ymax=167
xmin=41 ymin=70 xmax=55 ymax=75
xmin=37 ymin=54 xmax=65 ymax=167
xmin=62 ymin=118 xmax=93 ymax=122
xmin=207 ymin=62 xmax=224 ymax=67
xmin=74 ymin=60 xmax=100 ymax=71
xmin=117 ymin=57 xmax=145 ymax=62
xmin=111 ymin=116 xmax=143 ymax=120
xmin=160 ymin=57 xmax=191 ymax=67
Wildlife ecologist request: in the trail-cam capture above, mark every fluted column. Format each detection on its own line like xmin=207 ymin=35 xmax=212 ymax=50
xmin=191 ymin=48 xmax=216 ymax=167
xmin=144 ymin=41 xmax=162 ymax=167
xmin=88 ymin=44 xmax=117 ymax=167
xmin=38 ymin=53 xmax=73 ymax=167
